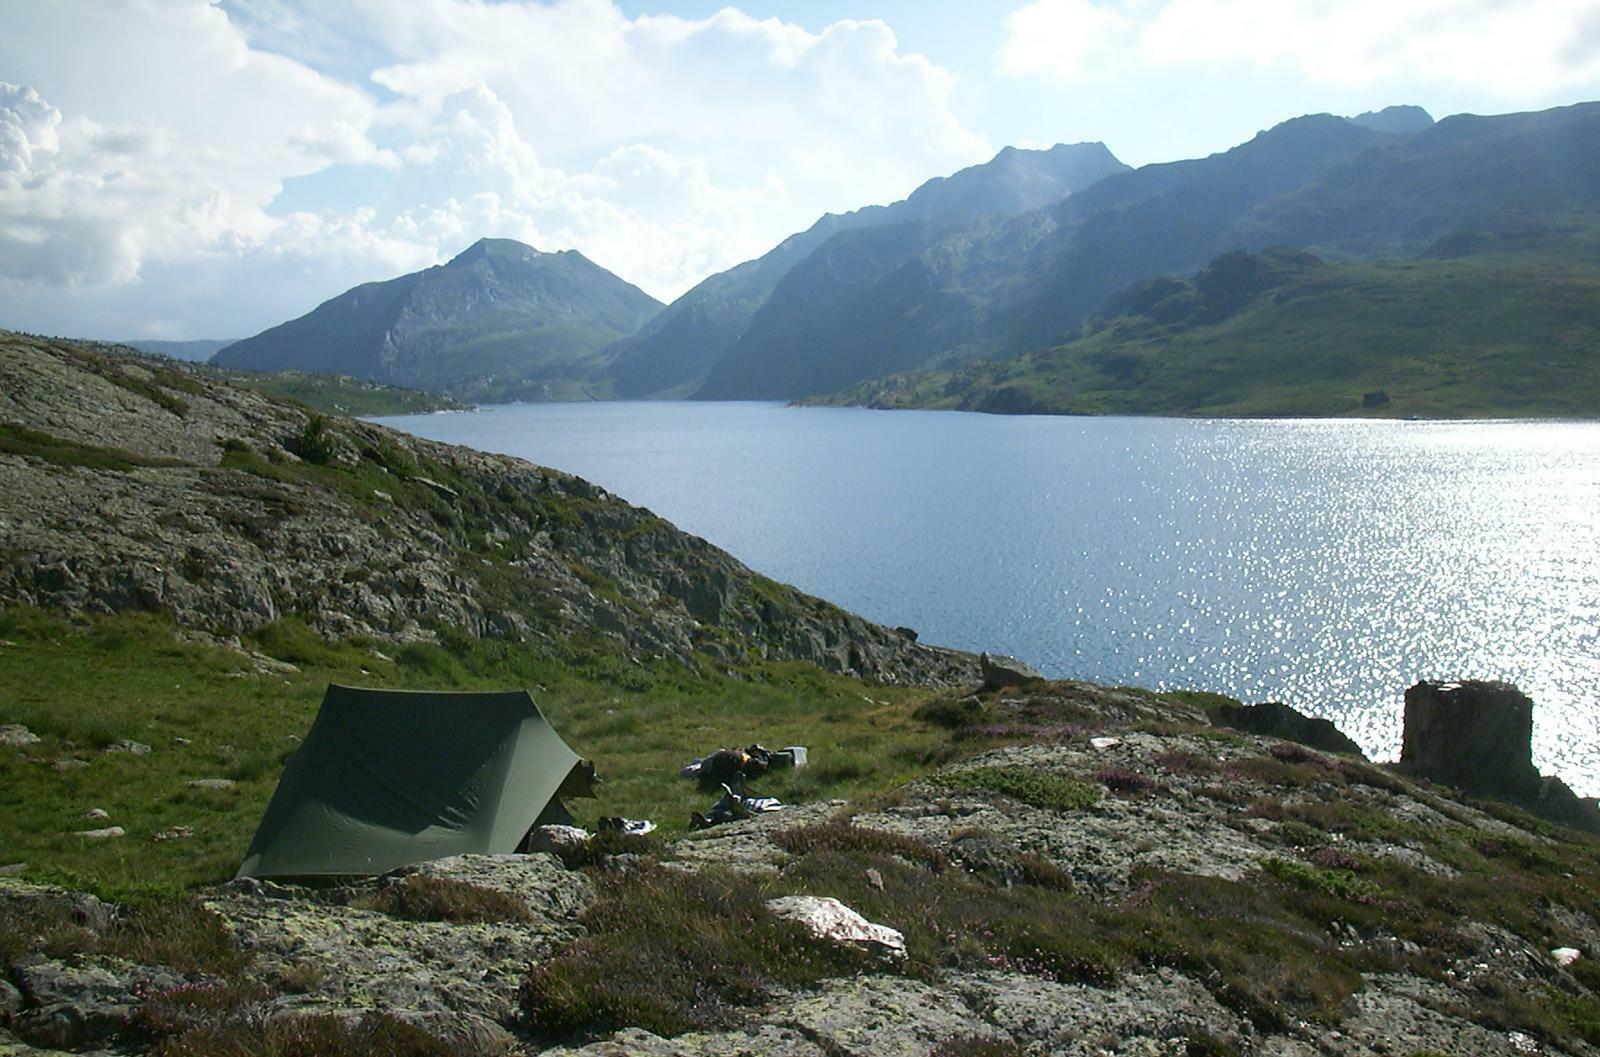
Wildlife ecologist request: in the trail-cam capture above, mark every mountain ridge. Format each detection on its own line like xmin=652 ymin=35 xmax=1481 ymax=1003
xmin=213 ymin=238 xmax=662 ymax=403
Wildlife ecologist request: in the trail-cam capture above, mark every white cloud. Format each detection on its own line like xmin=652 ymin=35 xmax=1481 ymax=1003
xmin=0 ymin=0 xmax=990 ymax=338
xmin=1000 ymin=0 xmax=1600 ymax=96
xmin=997 ymin=0 xmax=1132 ymax=80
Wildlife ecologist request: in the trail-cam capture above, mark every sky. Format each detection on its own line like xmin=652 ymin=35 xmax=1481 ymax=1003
xmin=3 ymin=0 xmax=1599 ymax=340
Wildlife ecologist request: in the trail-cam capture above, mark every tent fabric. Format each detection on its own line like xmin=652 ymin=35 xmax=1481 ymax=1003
xmin=238 ymin=685 xmax=594 ymax=878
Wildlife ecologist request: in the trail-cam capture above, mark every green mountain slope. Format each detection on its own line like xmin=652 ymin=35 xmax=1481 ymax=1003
xmin=711 ymin=103 xmax=1600 ymax=403
xmin=605 ymin=142 xmax=1129 ymax=398
xmin=807 ymin=237 xmax=1600 ymax=418
xmin=213 ymin=238 xmax=662 ymax=403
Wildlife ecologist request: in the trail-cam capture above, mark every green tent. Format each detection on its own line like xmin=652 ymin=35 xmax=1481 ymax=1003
xmin=238 ymin=685 xmax=595 ymax=878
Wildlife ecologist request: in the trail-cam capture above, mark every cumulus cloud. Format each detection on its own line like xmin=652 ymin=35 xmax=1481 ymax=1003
xmin=0 ymin=0 xmax=989 ymax=338
xmin=998 ymin=0 xmax=1132 ymax=80
xmin=1000 ymin=0 xmax=1600 ymax=95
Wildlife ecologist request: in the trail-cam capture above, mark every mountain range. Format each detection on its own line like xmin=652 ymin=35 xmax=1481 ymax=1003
xmin=213 ymin=102 xmax=1600 ymax=412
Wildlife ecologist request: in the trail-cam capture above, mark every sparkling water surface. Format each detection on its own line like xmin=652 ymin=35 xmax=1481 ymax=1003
xmin=373 ymin=403 xmax=1600 ymax=796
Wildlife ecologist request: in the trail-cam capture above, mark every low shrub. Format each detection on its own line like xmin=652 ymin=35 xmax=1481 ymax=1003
xmin=1260 ymin=857 xmax=1381 ymax=903
xmin=1153 ymin=750 xmax=1221 ymax=776
xmin=773 ymin=821 xmax=947 ymax=870
xmin=935 ymin=766 xmax=1101 ymax=811
xmin=1097 ymin=769 xmax=1158 ymax=795
xmin=153 ymin=1011 xmax=466 ymax=1057
xmin=519 ymin=866 xmax=877 ymax=1038
xmin=359 ymin=875 xmax=532 ymax=925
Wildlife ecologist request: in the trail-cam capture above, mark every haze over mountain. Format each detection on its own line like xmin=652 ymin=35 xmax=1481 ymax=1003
xmin=604 ymin=142 xmax=1130 ymax=398
xmin=695 ymin=102 xmax=1600 ymax=401
xmin=121 ymin=339 xmax=237 ymax=362
xmin=213 ymin=239 xmax=662 ymax=403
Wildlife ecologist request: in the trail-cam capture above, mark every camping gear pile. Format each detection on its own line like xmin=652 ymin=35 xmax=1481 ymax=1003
xmin=680 ymin=742 xmax=806 ymax=829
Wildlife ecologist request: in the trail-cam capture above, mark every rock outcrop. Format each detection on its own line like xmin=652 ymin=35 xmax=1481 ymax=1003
xmin=1212 ymin=699 xmax=1365 ymax=756
xmin=0 ymin=332 xmax=976 ymax=687
xmin=1401 ymin=679 xmax=1599 ymax=833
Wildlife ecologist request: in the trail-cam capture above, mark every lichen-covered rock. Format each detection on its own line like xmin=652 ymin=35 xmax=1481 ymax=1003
xmin=206 ymin=854 xmax=592 ymax=1026
xmin=772 ymin=975 xmax=1001 ymax=1057
xmin=9 ymin=956 xmax=183 ymax=1050
xmin=535 ymin=1025 xmax=828 ymax=1057
xmin=950 ymin=968 xmax=1248 ymax=1054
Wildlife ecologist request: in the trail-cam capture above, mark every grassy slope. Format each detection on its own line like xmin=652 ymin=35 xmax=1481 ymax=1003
xmin=0 ymin=607 xmax=943 ymax=900
xmin=814 ymin=242 xmax=1600 ymax=419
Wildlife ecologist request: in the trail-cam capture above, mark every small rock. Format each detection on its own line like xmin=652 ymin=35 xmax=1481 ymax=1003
xmin=53 ymin=758 xmax=88 ymax=771
xmin=0 ymin=723 xmax=41 ymax=747
xmin=74 ymin=826 xmax=125 ymax=840
xmin=866 ymin=867 xmax=884 ymax=890
xmin=187 ymin=778 xmax=237 ymax=791
xmin=153 ymin=826 xmax=194 ymax=842
xmin=1553 ymin=947 xmax=1582 ymax=968
xmin=0 ymin=862 xmax=26 ymax=876
xmin=172 ymin=736 xmax=191 ymax=745
xmin=103 ymin=739 xmax=151 ymax=755
xmin=979 ymin=652 xmax=1044 ymax=692
xmin=0 ymin=977 xmax=21 ymax=1017
xmin=766 ymin=895 xmax=907 ymax=960
xmin=525 ymin=825 xmax=591 ymax=857
xmin=1089 ymin=736 xmax=1122 ymax=751
xmin=82 ymin=808 xmax=110 ymax=821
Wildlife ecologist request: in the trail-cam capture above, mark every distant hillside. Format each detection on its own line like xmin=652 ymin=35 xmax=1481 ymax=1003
xmin=213 ymin=238 xmax=662 ymax=403
xmin=806 ymin=236 xmax=1600 ymax=419
xmin=208 ymin=367 xmax=469 ymax=416
xmin=702 ymin=102 xmax=1600 ymax=402
xmin=122 ymin=338 xmax=237 ymax=362
xmin=604 ymin=142 xmax=1129 ymax=398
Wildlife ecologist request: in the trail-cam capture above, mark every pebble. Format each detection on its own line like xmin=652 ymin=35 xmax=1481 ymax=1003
xmin=83 ymin=808 xmax=110 ymax=821
xmin=75 ymin=826 xmax=125 ymax=840
xmin=104 ymin=739 xmax=151 ymax=755
xmin=154 ymin=826 xmax=194 ymax=841
xmin=187 ymin=778 xmax=236 ymax=791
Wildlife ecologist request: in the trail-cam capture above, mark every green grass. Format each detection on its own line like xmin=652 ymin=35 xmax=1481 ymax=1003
xmin=0 ymin=606 xmax=946 ymax=898
xmin=814 ymin=236 xmax=1600 ymax=419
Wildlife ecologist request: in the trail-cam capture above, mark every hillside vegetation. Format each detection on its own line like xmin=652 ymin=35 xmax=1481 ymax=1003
xmin=808 ymin=237 xmax=1600 ymax=418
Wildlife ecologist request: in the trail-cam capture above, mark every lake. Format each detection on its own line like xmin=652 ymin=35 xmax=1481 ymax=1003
xmin=372 ymin=402 xmax=1600 ymax=797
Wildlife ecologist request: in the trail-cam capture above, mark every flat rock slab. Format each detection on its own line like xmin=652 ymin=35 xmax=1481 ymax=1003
xmin=952 ymin=968 xmax=1247 ymax=1054
xmin=207 ymin=854 xmax=592 ymax=1025
xmin=772 ymin=975 xmax=1000 ymax=1057
xmin=10 ymin=956 xmax=183 ymax=1051
xmin=536 ymin=1025 xmax=828 ymax=1057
